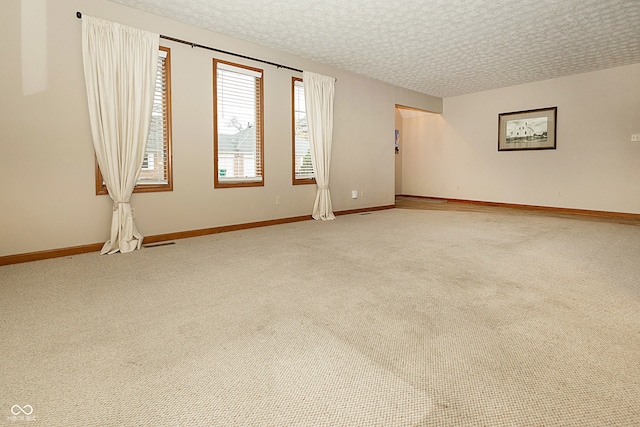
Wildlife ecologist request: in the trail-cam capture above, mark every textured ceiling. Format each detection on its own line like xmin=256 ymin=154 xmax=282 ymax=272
xmin=107 ymin=0 xmax=640 ymax=98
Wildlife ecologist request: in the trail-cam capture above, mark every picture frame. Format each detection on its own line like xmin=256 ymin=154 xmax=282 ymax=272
xmin=498 ymin=107 xmax=557 ymax=151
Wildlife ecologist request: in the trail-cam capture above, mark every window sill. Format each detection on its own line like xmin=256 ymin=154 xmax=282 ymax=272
xmin=293 ymin=178 xmax=316 ymax=186
xmin=215 ymin=180 xmax=264 ymax=189
xmin=96 ymin=184 xmax=173 ymax=195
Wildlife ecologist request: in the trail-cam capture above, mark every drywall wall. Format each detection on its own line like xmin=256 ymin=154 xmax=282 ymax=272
xmin=0 ymin=0 xmax=441 ymax=257
xmin=401 ymin=63 xmax=640 ymax=214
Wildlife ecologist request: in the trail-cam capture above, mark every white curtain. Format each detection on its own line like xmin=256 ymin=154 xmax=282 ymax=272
xmin=82 ymin=15 xmax=159 ymax=254
xmin=303 ymin=71 xmax=335 ymax=221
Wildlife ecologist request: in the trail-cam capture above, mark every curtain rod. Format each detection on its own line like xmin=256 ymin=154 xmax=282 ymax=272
xmin=75 ymin=11 xmax=303 ymax=74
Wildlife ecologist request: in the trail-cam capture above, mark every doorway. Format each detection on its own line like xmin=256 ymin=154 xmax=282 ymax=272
xmin=394 ymin=105 xmax=436 ymax=196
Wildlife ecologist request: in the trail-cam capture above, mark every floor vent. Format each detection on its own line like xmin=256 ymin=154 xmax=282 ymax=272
xmin=143 ymin=242 xmax=176 ymax=248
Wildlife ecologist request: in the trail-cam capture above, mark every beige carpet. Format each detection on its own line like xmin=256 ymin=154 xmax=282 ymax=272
xmin=1 ymin=208 xmax=639 ymax=426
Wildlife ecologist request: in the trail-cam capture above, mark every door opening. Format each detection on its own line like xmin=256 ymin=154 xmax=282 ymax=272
xmin=394 ymin=105 xmax=437 ymax=197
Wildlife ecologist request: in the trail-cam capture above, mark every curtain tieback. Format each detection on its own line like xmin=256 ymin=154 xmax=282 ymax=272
xmin=112 ymin=201 xmax=128 ymax=211
xmin=318 ymin=185 xmax=329 ymax=190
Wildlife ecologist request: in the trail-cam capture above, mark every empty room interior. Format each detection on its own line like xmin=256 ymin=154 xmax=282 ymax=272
xmin=2 ymin=0 xmax=640 ymax=425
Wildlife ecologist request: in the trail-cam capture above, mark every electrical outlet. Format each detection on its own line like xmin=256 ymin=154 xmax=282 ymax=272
xmin=276 ymin=196 xmax=281 ymax=205
xmin=632 ymin=134 xmax=640 ymax=142
xmin=352 ymin=190 xmax=358 ymax=199
xmin=131 ymin=208 xmax=136 ymax=218
xmin=556 ymin=190 xmax=561 ymax=197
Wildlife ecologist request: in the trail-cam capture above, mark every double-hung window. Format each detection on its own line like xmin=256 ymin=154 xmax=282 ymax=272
xmin=96 ymin=46 xmax=173 ymax=194
xmin=213 ymin=59 xmax=264 ymax=188
xmin=292 ymin=77 xmax=315 ymax=184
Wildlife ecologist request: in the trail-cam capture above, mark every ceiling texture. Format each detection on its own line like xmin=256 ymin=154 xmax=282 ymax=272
xmin=108 ymin=0 xmax=640 ymax=98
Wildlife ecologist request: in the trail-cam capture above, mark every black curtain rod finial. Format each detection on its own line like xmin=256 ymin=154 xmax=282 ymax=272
xmin=76 ymin=11 xmax=82 ymax=19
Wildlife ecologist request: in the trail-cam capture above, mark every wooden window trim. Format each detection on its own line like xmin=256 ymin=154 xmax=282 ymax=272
xmin=96 ymin=46 xmax=173 ymax=195
xmin=292 ymin=77 xmax=316 ymax=186
xmin=213 ymin=58 xmax=265 ymax=189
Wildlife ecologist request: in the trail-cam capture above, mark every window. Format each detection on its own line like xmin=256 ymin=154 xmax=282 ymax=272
xmin=292 ymin=78 xmax=315 ymax=185
xmin=96 ymin=46 xmax=173 ymax=194
xmin=213 ymin=59 xmax=264 ymax=188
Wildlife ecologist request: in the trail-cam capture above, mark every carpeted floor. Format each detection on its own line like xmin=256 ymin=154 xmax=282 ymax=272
xmin=1 ymin=207 xmax=639 ymax=426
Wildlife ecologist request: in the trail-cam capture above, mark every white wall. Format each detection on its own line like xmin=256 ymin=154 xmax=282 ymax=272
xmin=0 ymin=0 xmax=441 ymax=257
xmin=402 ymin=63 xmax=640 ymax=214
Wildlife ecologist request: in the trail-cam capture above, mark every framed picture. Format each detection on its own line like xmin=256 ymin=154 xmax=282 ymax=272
xmin=498 ymin=107 xmax=557 ymax=151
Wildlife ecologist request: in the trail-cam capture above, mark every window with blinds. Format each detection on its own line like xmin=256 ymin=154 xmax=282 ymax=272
xmin=96 ymin=46 xmax=173 ymax=194
xmin=292 ymin=77 xmax=315 ymax=184
xmin=213 ymin=59 xmax=264 ymax=188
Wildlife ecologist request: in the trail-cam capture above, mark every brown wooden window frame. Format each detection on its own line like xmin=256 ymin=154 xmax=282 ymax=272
xmin=213 ymin=59 xmax=265 ymax=189
xmin=96 ymin=46 xmax=173 ymax=195
xmin=292 ymin=77 xmax=316 ymax=185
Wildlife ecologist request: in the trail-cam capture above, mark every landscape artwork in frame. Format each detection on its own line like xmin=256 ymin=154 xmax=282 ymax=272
xmin=498 ymin=107 xmax=557 ymax=151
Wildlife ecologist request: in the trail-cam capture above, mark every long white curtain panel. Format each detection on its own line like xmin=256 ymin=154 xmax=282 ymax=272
xmin=303 ymin=71 xmax=336 ymax=221
xmin=82 ymin=15 xmax=159 ymax=254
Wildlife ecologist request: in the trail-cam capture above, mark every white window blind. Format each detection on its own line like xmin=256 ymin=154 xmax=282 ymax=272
xmin=215 ymin=60 xmax=263 ymax=185
xmin=293 ymin=79 xmax=314 ymax=182
xmin=138 ymin=47 xmax=170 ymax=186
